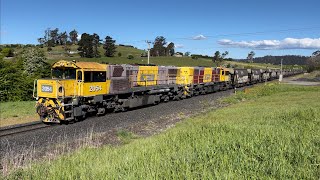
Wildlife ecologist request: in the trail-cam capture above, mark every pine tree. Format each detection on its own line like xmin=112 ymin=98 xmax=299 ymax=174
xmin=166 ymin=42 xmax=175 ymax=56
xmin=103 ymin=36 xmax=116 ymax=57
xmin=92 ymin=33 xmax=101 ymax=58
xmin=69 ymin=29 xmax=78 ymax=45
xmin=151 ymin=36 xmax=166 ymax=56
xmin=78 ymin=33 xmax=94 ymax=58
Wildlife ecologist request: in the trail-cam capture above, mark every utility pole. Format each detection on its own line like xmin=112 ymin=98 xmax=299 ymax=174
xmin=146 ymin=40 xmax=151 ymax=64
xmin=279 ymin=58 xmax=283 ymax=82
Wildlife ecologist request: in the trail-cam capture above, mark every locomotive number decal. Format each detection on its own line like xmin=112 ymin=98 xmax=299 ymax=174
xmin=89 ymin=85 xmax=102 ymax=92
xmin=41 ymin=85 xmax=53 ymax=93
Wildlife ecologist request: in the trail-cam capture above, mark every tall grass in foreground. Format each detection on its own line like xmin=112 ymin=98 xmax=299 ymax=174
xmin=6 ymin=84 xmax=320 ymax=179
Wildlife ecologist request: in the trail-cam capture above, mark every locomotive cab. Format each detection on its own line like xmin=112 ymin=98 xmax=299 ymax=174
xmin=34 ymin=60 xmax=110 ymax=123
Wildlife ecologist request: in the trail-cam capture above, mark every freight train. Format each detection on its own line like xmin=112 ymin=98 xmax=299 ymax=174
xmin=34 ymin=60 xmax=303 ymax=124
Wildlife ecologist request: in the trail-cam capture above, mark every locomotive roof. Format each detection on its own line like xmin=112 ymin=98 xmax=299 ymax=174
xmin=52 ymin=60 xmax=106 ymax=71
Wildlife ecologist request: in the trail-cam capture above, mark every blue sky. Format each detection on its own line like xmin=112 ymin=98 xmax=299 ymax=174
xmin=1 ymin=0 xmax=319 ymax=58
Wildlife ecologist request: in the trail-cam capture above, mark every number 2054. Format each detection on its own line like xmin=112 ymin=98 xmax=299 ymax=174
xmin=89 ymin=86 xmax=102 ymax=92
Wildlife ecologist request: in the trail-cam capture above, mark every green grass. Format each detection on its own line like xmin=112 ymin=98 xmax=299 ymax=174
xmin=0 ymin=101 xmax=38 ymax=127
xmin=6 ymin=84 xmax=320 ymax=179
xmin=0 ymin=101 xmax=35 ymax=119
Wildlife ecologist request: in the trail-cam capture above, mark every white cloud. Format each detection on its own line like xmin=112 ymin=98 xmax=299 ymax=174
xmin=175 ymin=44 xmax=184 ymax=48
xmin=218 ymin=38 xmax=320 ymax=50
xmin=192 ymin=34 xmax=207 ymax=40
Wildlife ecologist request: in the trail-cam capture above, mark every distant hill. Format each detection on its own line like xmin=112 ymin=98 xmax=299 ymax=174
xmin=2 ymin=44 xmax=296 ymax=69
xmin=237 ymin=55 xmax=309 ymax=65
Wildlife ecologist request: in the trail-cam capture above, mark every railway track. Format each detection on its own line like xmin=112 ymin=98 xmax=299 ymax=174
xmin=0 ymin=122 xmax=50 ymax=138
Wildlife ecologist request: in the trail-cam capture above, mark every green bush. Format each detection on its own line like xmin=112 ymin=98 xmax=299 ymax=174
xmin=117 ymin=52 xmax=122 ymax=57
xmin=191 ymin=55 xmax=198 ymax=60
xmin=127 ymin=54 xmax=134 ymax=59
xmin=0 ymin=48 xmax=51 ymax=102
xmin=1 ymin=48 xmax=14 ymax=57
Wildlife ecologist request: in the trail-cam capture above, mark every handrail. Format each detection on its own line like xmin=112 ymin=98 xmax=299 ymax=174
xmin=33 ymin=79 xmax=37 ymax=98
xmin=73 ymin=81 xmax=77 ymax=98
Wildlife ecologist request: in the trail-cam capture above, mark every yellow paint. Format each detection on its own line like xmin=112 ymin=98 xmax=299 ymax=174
xmin=137 ymin=66 xmax=159 ymax=86
xmin=176 ymin=67 xmax=194 ymax=85
xmin=37 ymin=79 xmax=77 ymax=98
xmin=219 ymin=68 xmax=231 ymax=82
xmin=203 ymin=67 xmax=213 ymax=83
xmin=78 ymin=80 xmax=110 ymax=97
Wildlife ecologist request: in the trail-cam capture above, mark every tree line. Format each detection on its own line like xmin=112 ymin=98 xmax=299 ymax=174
xmin=238 ymin=54 xmax=309 ymax=65
xmin=38 ymin=28 xmax=117 ymax=58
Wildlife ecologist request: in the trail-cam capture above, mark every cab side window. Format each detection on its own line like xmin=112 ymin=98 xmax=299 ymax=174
xmin=84 ymin=72 xmax=91 ymax=82
xmin=84 ymin=71 xmax=106 ymax=82
xmin=93 ymin=72 xmax=106 ymax=82
xmin=77 ymin=71 xmax=83 ymax=81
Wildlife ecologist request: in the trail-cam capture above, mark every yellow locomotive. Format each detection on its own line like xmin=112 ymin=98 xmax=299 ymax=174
xmin=35 ymin=60 xmax=110 ymax=123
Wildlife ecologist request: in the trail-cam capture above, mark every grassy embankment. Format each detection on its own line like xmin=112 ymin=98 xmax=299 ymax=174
xmin=6 ymin=84 xmax=320 ymax=179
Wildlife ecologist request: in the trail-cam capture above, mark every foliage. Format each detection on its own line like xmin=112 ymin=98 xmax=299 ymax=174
xmin=0 ymin=48 xmax=50 ymax=102
xmin=1 ymin=48 xmax=14 ymax=57
xmin=78 ymin=33 xmax=95 ymax=58
xmin=69 ymin=29 xmax=78 ymax=45
xmin=238 ymin=55 xmax=309 ymax=65
xmin=20 ymin=48 xmax=50 ymax=76
xmin=247 ymin=51 xmax=255 ymax=63
xmin=7 ymin=84 xmax=320 ymax=179
xmin=312 ymin=50 xmax=320 ymax=57
xmin=191 ymin=55 xmax=198 ymax=59
xmin=58 ymin=31 xmax=68 ymax=45
xmin=166 ymin=42 xmax=175 ymax=56
xmin=212 ymin=51 xmax=221 ymax=63
xmin=184 ymin=52 xmax=191 ymax=56
xmin=103 ymin=36 xmax=117 ymax=57
xmin=212 ymin=51 xmax=228 ymax=66
xmin=92 ymin=33 xmax=101 ymax=58
xmin=127 ymin=54 xmax=134 ymax=59
xmin=191 ymin=54 xmax=212 ymax=59
xmin=117 ymin=52 xmax=122 ymax=57
xmin=38 ymin=28 xmax=79 ymax=49
xmin=150 ymin=36 xmax=167 ymax=56
xmin=306 ymin=50 xmax=320 ymax=72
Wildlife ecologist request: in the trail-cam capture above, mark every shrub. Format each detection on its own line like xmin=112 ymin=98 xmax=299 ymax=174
xmin=127 ymin=54 xmax=134 ymax=59
xmin=118 ymin=52 xmax=122 ymax=57
xmin=1 ymin=48 xmax=14 ymax=57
